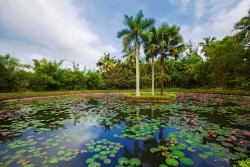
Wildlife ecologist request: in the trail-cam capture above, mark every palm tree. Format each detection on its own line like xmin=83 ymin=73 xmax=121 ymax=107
xmin=199 ymin=36 xmax=216 ymax=57
xmin=152 ymin=24 xmax=184 ymax=96
xmin=143 ymin=28 xmax=158 ymax=96
xmin=96 ymin=53 xmax=117 ymax=76
xmin=122 ymin=45 xmax=136 ymax=66
xmin=233 ymin=10 xmax=250 ymax=47
xmin=117 ymin=10 xmax=155 ymax=96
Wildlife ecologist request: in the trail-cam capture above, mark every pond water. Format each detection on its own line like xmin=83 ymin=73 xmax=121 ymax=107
xmin=0 ymin=94 xmax=249 ymax=167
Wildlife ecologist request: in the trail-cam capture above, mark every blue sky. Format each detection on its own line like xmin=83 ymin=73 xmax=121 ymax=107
xmin=0 ymin=0 xmax=249 ymax=69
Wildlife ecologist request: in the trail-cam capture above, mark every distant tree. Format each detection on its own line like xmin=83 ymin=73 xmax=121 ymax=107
xmin=0 ymin=54 xmax=30 ymax=92
xmin=122 ymin=45 xmax=136 ymax=66
xmin=199 ymin=36 xmax=216 ymax=57
xmin=96 ymin=53 xmax=117 ymax=77
xmin=185 ymin=40 xmax=199 ymax=57
xmin=117 ymin=10 xmax=155 ymax=96
xmin=30 ymin=58 xmax=63 ymax=91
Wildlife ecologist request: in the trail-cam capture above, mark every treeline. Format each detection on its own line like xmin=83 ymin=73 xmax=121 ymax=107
xmin=96 ymin=36 xmax=250 ymax=90
xmin=0 ymin=56 xmax=106 ymax=92
xmin=0 ymin=10 xmax=249 ymax=93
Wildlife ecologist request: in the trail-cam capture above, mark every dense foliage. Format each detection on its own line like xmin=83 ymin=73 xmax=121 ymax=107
xmin=0 ymin=11 xmax=250 ymax=93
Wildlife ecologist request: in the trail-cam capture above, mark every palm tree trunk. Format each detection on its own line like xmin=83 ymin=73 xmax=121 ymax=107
xmin=160 ymin=55 xmax=164 ymax=96
xmin=135 ymin=41 xmax=140 ymax=96
xmin=151 ymin=56 xmax=154 ymax=96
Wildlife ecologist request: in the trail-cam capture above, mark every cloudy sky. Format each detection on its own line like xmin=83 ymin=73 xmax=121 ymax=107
xmin=0 ymin=0 xmax=249 ymax=69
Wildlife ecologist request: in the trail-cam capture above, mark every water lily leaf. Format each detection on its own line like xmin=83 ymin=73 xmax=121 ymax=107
xmin=104 ymin=159 xmax=111 ymax=164
xmin=233 ymin=146 xmax=249 ymax=153
xmin=179 ymin=157 xmax=194 ymax=165
xmin=129 ymin=158 xmax=141 ymax=166
xmin=172 ymin=150 xmax=185 ymax=157
xmin=88 ymin=161 xmax=101 ymax=167
xmin=187 ymin=147 xmax=196 ymax=152
xmin=64 ymin=152 xmax=73 ymax=157
xmin=24 ymin=164 xmax=35 ymax=167
xmin=221 ymin=142 xmax=233 ymax=147
xmin=204 ymin=152 xmax=214 ymax=156
xmin=86 ymin=158 xmax=95 ymax=164
xmin=93 ymin=154 xmax=100 ymax=159
xmin=159 ymin=164 xmax=168 ymax=167
xmin=57 ymin=150 xmax=65 ymax=156
xmin=118 ymin=157 xmax=129 ymax=165
xmin=15 ymin=149 xmax=27 ymax=154
xmin=50 ymin=158 xmax=59 ymax=164
xmin=150 ymin=148 xmax=160 ymax=153
xmin=198 ymin=153 xmax=209 ymax=159
xmin=165 ymin=158 xmax=178 ymax=166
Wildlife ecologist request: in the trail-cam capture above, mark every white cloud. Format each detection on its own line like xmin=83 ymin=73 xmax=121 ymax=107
xmin=194 ymin=0 xmax=205 ymax=19
xmin=181 ymin=0 xmax=191 ymax=12
xmin=0 ymin=0 xmax=116 ymax=68
xmin=181 ymin=0 xmax=250 ymax=43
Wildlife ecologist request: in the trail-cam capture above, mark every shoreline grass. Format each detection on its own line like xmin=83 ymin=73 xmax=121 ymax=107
xmin=0 ymin=88 xmax=250 ymax=101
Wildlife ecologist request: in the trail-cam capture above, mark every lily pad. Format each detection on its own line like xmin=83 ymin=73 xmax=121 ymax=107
xmin=15 ymin=149 xmax=27 ymax=154
xmin=179 ymin=157 xmax=194 ymax=165
xmin=165 ymin=158 xmax=178 ymax=166
xmin=150 ymin=147 xmax=160 ymax=153
xmin=57 ymin=150 xmax=65 ymax=156
xmin=50 ymin=158 xmax=59 ymax=164
xmin=198 ymin=153 xmax=209 ymax=159
xmin=221 ymin=142 xmax=233 ymax=147
xmin=86 ymin=158 xmax=95 ymax=164
xmin=88 ymin=161 xmax=101 ymax=167
xmin=129 ymin=158 xmax=141 ymax=166
xmin=172 ymin=150 xmax=185 ymax=157
xmin=118 ymin=157 xmax=129 ymax=165
xmin=64 ymin=152 xmax=73 ymax=157
xmin=159 ymin=164 xmax=168 ymax=167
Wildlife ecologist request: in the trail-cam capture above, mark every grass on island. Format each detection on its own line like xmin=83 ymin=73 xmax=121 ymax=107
xmin=124 ymin=93 xmax=177 ymax=102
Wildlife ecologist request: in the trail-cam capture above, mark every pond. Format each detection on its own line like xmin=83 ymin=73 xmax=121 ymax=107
xmin=0 ymin=94 xmax=249 ymax=167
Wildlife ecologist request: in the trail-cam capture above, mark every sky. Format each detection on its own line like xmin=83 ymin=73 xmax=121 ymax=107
xmin=0 ymin=0 xmax=249 ymax=69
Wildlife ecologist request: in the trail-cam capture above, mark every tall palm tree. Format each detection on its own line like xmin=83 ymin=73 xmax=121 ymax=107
xmin=96 ymin=53 xmax=117 ymax=76
xmin=143 ymin=28 xmax=158 ymax=96
xmin=153 ymin=24 xmax=184 ymax=96
xmin=199 ymin=36 xmax=216 ymax=57
xmin=117 ymin=10 xmax=155 ymax=96
xmin=233 ymin=10 xmax=250 ymax=47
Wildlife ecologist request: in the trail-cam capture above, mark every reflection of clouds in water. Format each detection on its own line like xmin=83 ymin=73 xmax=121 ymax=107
xmin=85 ymin=114 xmax=100 ymax=125
xmin=55 ymin=120 xmax=101 ymax=147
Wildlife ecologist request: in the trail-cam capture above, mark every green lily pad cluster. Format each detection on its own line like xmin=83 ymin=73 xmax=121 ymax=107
xmin=85 ymin=139 xmax=123 ymax=166
xmin=117 ymin=157 xmax=141 ymax=166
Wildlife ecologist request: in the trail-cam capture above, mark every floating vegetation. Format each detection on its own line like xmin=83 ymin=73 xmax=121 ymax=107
xmin=0 ymin=95 xmax=249 ymax=167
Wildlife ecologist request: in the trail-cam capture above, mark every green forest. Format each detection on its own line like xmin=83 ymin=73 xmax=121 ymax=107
xmin=0 ymin=10 xmax=249 ymax=93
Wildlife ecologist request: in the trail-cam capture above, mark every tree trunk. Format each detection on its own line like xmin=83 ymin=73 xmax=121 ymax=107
xmin=160 ymin=55 xmax=164 ymax=96
xmin=151 ymin=56 xmax=154 ymax=96
xmin=135 ymin=41 xmax=140 ymax=96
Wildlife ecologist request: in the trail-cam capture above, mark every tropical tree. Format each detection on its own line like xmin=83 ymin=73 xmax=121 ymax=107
xmin=199 ymin=36 xmax=216 ymax=57
xmin=96 ymin=53 xmax=117 ymax=77
xmin=150 ymin=24 xmax=184 ymax=95
xmin=143 ymin=28 xmax=158 ymax=95
xmin=185 ymin=40 xmax=199 ymax=57
xmin=122 ymin=45 xmax=136 ymax=66
xmin=233 ymin=10 xmax=250 ymax=47
xmin=117 ymin=10 xmax=155 ymax=96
